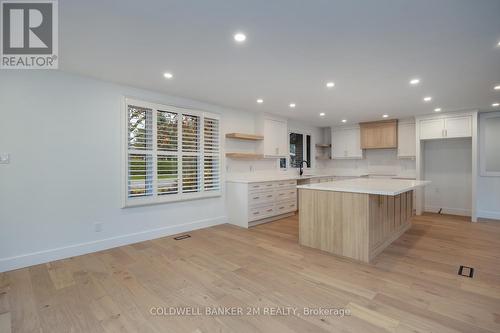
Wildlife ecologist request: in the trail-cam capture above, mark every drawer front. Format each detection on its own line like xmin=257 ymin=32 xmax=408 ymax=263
xmin=248 ymin=205 xmax=275 ymax=222
xmin=275 ymin=188 xmax=297 ymax=201
xmin=276 ymin=179 xmax=297 ymax=188
xmin=248 ymin=190 xmax=275 ymax=207
xmin=249 ymin=182 xmax=275 ymax=192
xmin=275 ymin=200 xmax=297 ymax=214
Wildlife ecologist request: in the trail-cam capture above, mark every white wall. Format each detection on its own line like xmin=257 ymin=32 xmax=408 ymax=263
xmin=423 ymin=138 xmax=472 ymax=216
xmin=477 ymin=113 xmax=500 ymax=220
xmin=0 ymin=71 xmax=324 ymax=272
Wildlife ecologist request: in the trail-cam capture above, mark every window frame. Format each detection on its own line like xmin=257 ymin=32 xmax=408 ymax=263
xmin=122 ymin=98 xmax=222 ymax=208
xmin=288 ymin=130 xmax=312 ymax=169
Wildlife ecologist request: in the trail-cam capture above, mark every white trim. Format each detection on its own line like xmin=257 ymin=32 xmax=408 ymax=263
xmin=424 ymin=205 xmax=471 ymax=217
xmin=477 ymin=210 xmax=500 ymax=221
xmin=479 ymin=112 xmax=500 ymax=177
xmin=0 ymin=216 xmax=227 ymax=273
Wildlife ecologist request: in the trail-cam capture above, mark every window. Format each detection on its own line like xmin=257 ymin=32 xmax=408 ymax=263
xmin=125 ymin=98 xmax=221 ymax=206
xmin=289 ymin=132 xmax=311 ymax=168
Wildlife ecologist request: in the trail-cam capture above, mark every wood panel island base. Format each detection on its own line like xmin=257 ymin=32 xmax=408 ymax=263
xmin=298 ymin=178 xmax=429 ymax=263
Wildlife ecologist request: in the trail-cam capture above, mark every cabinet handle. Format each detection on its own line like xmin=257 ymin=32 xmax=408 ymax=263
xmin=279 ymin=206 xmax=285 ymax=209
xmin=253 ymin=212 xmax=260 ymax=215
xmin=267 ymin=194 xmax=272 ymax=198
xmin=253 ymin=196 xmax=260 ymax=200
xmin=266 ymin=209 xmax=273 ymax=212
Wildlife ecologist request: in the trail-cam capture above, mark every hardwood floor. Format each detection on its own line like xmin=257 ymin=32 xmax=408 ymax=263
xmin=1 ymin=213 xmax=499 ymax=332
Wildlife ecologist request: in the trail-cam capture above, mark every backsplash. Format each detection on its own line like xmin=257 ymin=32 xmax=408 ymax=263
xmin=317 ymin=148 xmax=416 ymax=178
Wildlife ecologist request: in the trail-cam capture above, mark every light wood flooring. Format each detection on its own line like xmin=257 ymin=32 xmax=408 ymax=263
xmin=1 ymin=213 xmax=500 ymax=332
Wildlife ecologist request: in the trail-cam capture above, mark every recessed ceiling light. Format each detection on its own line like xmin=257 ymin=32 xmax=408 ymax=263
xmin=341 ymin=119 xmax=347 ymax=123
xmin=382 ymin=114 xmax=389 ymax=118
xmin=434 ymin=108 xmax=442 ymax=112
xmin=289 ymin=103 xmax=296 ymax=108
xmin=409 ymin=78 xmax=420 ymax=85
xmin=423 ymin=96 xmax=432 ymax=102
xmin=497 ymin=41 xmax=500 ymax=47
xmin=234 ymin=33 xmax=246 ymax=43
xmin=493 ymin=103 xmax=500 ymax=107
xmin=495 ymin=85 xmax=500 ymax=90
xmin=319 ymin=112 xmax=325 ymax=117
xmin=256 ymin=99 xmax=263 ymax=104
xmin=163 ymin=72 xmax=173 ymax=79
xmin=326 ymin=82 xmax=335 ymax=88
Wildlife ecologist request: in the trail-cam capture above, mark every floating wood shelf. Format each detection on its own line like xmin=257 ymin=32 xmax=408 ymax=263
xmin=315 ymin=143 xmax=332 ymax=148
xmin=315 ymin=156 xmax=331 ymax=160
xmin=225 ymin=133 xmax=264 ymax=141
xmin=225 ymin=153 xmax=264 ymax=159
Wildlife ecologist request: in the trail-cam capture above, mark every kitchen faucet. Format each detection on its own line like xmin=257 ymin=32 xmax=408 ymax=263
xmin=299 ymin=160 xmax=309 ymax=176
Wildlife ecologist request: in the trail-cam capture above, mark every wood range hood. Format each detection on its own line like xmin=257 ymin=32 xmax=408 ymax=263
xmin=359 ymin=119 xmax=398 ymax=149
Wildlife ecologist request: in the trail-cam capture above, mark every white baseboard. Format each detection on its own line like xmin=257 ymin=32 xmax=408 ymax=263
xmin=477 ymin=210 xmax=500 ymax=221
xmin=0 ymin=216 xmax=227 ymax=273
xmin=424 ymin=205 xmax=471 ymax=217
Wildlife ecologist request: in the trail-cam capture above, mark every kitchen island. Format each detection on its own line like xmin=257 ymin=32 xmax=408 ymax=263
xmin=297 ymin=178 xmax=429 ymax=263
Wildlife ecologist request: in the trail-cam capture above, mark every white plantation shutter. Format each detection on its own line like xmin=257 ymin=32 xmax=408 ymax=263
xmin=125 ymin=99 xmax=221 ymax=206
xmin=157 ymin=111 xmax=179 ymax=195
xmin=181 ymin=114 xmax=201 ymax=193
xmin=127 ymin=105 xmax=153 ymax=197
xmin=204 ymin=117 xmax=220 ymax=191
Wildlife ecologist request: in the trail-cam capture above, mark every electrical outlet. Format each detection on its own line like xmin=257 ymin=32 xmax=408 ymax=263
xmin=94 ymin=222 xmax=103 ymax=232
xmin=0 ymin=153 xmax=10 ymax=164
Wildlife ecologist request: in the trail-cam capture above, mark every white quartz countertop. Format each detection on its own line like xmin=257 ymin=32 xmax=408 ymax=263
xmin=226 ymin=174 xmax=365 ymax=183
xmin=296 ymin=178 xmax=430 ymax=196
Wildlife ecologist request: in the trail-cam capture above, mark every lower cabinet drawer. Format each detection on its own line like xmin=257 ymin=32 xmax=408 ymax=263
xmin=275 ymin=200 xmax=297 ymax=214
xmin=276 ymin=180 xmax=297 ymax=188
xmin=248 ymin=190 xmax=274 ymax=206
xmin=249 ymin=182 xmax=275 ymax=192
xmin=248 ymin=205 xmax=275 ymax=222
xmin=275 ymin=188 xmax=297 ymax=201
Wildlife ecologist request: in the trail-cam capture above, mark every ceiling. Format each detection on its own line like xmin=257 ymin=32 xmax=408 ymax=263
xmin=60 ymin=0 xmax=500 ymax=126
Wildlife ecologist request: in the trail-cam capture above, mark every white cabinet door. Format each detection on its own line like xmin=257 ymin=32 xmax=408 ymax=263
xmin=263 ymin=118 xmax=287 ymax=157
xmin=444 ymin=115 xmax=472 ymax=138
xmin=398 ymin=122 xmax=416 ymax=158
xmin=332 ymin=127 xmax=363 ymax=159
xmin=347 ymin=127 xmax=363 ymax=158
xmin=332 ymin=128 xmax=347 ymax=158
xmin=419 ymin=118 xmax=445 ymax=140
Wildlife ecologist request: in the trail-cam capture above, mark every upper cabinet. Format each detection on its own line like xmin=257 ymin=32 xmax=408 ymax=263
xmin=256 ymin=114 xmax=288 ymax=158
xmin=419 ymin=114 xmax=472 ymax=140
xmin=331 ymin=126 xmax=363 ymax=159
xmin=360 ymin=120 xmax=398 ymax=149
xmin=397 ymin=121 xmax=416 ymax=158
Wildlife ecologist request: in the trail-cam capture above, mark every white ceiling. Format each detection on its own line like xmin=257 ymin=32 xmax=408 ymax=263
xmin=60 ymin=0 xmax=500 ymax=126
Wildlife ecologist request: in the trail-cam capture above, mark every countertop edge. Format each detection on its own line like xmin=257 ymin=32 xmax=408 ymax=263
xmin=296 ymin=181 xmax=430 ymax=196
